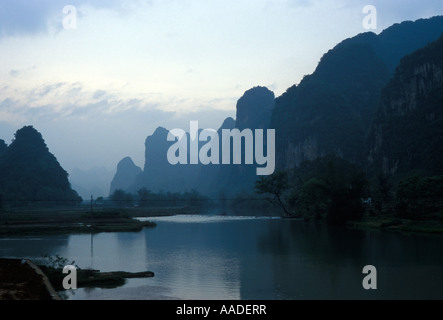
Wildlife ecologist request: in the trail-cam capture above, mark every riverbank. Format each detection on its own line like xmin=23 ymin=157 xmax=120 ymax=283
xmin=2 ymin=206 xmax=442 ymax=237
xmin=347 ymin=215 xmax=443 ymax=235
xmin=0 ymin=259 xmax=60 ymax=300
xmin=39 ymin=265 xmax=155 ymax=292
xmin=0 ymin=258 xmax=155 ymax=300
xmin=0 ymin=207 xmax=178 ymax=237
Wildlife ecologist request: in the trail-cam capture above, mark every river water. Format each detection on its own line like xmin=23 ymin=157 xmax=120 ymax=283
xmin=1 ymin=215 xmax=442 ymax=300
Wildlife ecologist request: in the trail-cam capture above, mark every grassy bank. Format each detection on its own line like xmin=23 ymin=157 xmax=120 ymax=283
xmin=0 ymin=207 xmax=174 ymax=237
xmin=348 ymin=215 xmax=443 ymax=234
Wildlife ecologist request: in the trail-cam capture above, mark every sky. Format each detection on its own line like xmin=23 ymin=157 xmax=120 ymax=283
xmin=0 ymin=0 xmax=443 ymax=178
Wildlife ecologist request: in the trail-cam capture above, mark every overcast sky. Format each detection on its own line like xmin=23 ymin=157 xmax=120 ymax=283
xmin=1 ymin=0 xmax=442 ymax=175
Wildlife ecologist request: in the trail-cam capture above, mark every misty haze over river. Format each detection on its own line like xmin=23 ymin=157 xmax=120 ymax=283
xmin=1 ymin=214 xmax=442 ymax=300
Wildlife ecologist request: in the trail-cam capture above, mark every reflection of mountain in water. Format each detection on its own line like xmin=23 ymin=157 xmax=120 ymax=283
xmin=251 ymin=220 xmax=443 ymax=300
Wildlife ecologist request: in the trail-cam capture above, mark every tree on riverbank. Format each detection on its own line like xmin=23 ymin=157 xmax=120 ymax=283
xmin=255 ymin=171 xmax=297 ymax=217
xmin=396 ymin=174 xmax=443 ymax=219
xmin=110 ymin=189 xmax=135 ymax=208
xmin=256 ymin=155 xmax=368 ymax=224
xmin=109 ymin=188 xmax=213 ymax=209
xmin=290 ymin=156 xmax=367 ymax=225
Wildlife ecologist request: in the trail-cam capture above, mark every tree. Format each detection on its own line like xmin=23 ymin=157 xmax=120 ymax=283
xmin=0 ymin=139 xmax=7 ymax=157
xmin=95 ymin=196 xmax=104 ymax=205
xmin=137 ymin=188 xmax=151 ymax=207
xmin=289 ymin=156 xmax=367 ymax=225
xmin=289 ymin=178 xmax=330 ymax=220
xmin=396 ymin=174 xmax=443 ymax=218
xmin=373 ymin=172 xmax=393 ymax=214
xmin=110 ymin=189 xmax=134 ymax=208
xmin=255 ymin=171 xmax=298 ymax=217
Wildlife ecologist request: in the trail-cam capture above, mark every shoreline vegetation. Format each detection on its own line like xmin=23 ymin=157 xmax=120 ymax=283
xmin=254 ymin=158 xmax=443 ymax=236
xmin=0 ymin=207 xmax=175 ymax=237
xmin=347 ymin=215 xmax=443 ymax=235
xmin=0 ymin=205 xmax=442 ymax=237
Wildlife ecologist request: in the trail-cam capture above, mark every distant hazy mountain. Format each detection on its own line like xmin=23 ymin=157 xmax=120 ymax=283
xmin=272 ymin=16 xmax=443 ymax=171
xmin=110 ymin=86 xmax=276 ymax=197
xmin=0 ymin=126 xmax=81 ymax=206
xmin=109 ymin=157 xmax=142 ymax=195
xmin=367 ymin=33 xmax=443 ymax=179
xmin=220 ymin=117 xmax=236 ymax=131
xmin=69 ymin=166 xmax=114 ymax=199
xmin=130 ymin=126 xmax=201 ymax=194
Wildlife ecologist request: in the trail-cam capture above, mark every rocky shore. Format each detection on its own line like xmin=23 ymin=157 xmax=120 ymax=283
xmin=0 ymin=259 xmax=60 ymax=300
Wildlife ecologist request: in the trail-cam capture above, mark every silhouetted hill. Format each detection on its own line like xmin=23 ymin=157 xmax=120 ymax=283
xmin=0 ymin=126 xmax=81 ymax=207
xmin=236 ymin=86 xmax=275 ymax=130
xmin=367 ymin=33 xmax=443 ymax=180
xmin=377 ymin=16 xmax=443 ymax=72
xmin=109 ymin=157 xmax=142 ymax=195
xmin=142 ymin=127 xmax=171 ymax=173
xmin=0 ymin=140 xmax=7 ymax=157
xmin=211 ymin=86 xmax=276 ymax=197
xmin=220 ymin=117 xmax=236 ymax=131
xmin=272 ymin=16 xmax=443 ymax=171
xmin=110 ymin=87 xmax=276 ymax=197
xmin=131 ymin=126 xmax=201 ymax=194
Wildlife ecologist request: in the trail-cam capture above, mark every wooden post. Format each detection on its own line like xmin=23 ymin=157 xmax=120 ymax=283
xmin=90 ymin=195 xmax=95 ymax=223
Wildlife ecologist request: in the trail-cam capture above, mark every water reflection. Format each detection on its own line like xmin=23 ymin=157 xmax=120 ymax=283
xmin=1 ymin=215 xmax=443 ymax=300
xmin=142 ymin=216 xmax=244 ymax=300
xmin=255 ymin=220 xmax=443 ymax=299
xmin=0 ymin=235 xmax=70 ymax=261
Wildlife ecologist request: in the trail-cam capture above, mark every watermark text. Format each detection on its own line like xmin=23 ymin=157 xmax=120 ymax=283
xmin=167 ymin=121 xmax=275 ymax=176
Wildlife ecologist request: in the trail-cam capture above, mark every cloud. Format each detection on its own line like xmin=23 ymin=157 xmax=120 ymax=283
xmin=9 ymin=69 xmax=20 ymax=77
xmin=0 ymin=1 xmax=52 ymax=38
xmin=7 ymin=66 xmax=36 ymax=78
xmin=0 ymin=79 xmax=235 ymax=127
xmin=0 ymin=81 xmax=235 ymax=172
xmin=1 ymin=95 xmax=234 ymax=172
xmin=93 ymin=90 xmax=107 ymax=100
xmin=0 ymin=121 xmax=16 ymax=144
xmin=0 ymin=0 xmax=130 ymax=38
xmin=32 ymin=82 xmax=66 ymax=97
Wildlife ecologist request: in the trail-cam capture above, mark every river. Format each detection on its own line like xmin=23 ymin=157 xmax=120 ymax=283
xmin=1 ymin=215 xmax=442 ymax=300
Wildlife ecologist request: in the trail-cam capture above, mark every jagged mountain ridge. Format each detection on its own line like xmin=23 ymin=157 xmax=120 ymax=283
xmin=367 ymin=33 xmax=443 ymax=179
xmin=272 ymin=16 xmax=443 ymax=171
xmin=110 ymin=16 xmax=443 ymax=198
xmin=111 ymin=86 xmax=275 ymax=197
